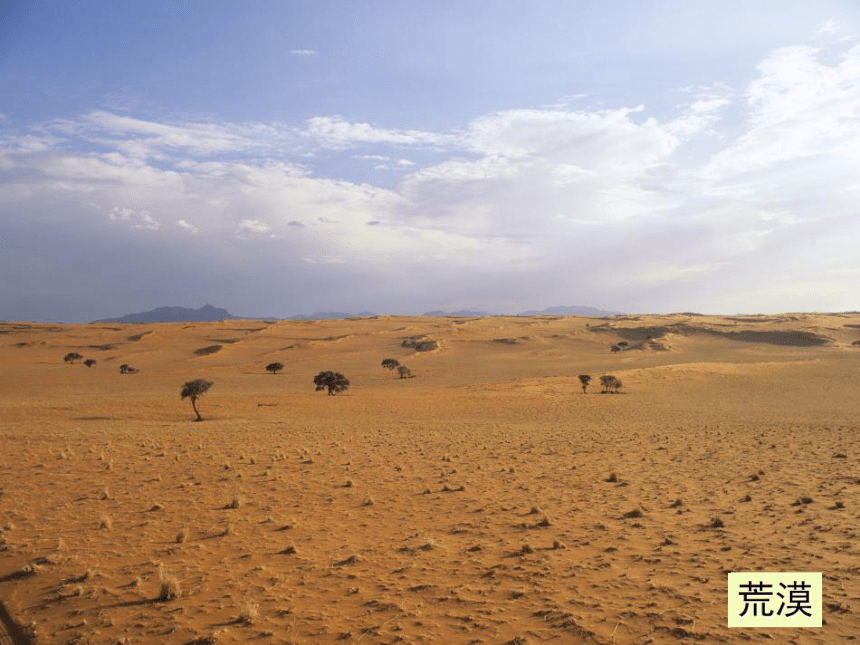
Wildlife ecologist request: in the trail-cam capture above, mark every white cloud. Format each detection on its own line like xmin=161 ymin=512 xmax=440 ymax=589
xmin=236 ymin=219 xmax=271 ymax=234
xmin=290 ymin=49 xmax=317 ymax=56
xmin=48 ymin=111 xmax=295 ymax=160
xmin=305 ymin=116 xmax=450 ymax=149
xmin=135 ymin=213 xmax=160 ymax=231
xmin=177 ymin=219 xmax=199 ymax=234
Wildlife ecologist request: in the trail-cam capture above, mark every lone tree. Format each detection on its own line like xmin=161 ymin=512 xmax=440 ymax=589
xmin=119 ymin=364 xmax=138 ymax=374
xmin=313 ymin=371 xmax=350 ymax=396
xmin=180 ymin=379 xmax=214 ymax=421
xmin=381 ymin=358 xmax=400 ymax=372
xmin=64 ymin=352 xmax=83 ymax=364
xmin=578 ymin=374 xmax=592 ymax=393
xmin=265 ymin=362 xmax=285 ymax=375
xmin=83 ymin=359 xmax=97 ymax=368
xmin=397 ymin=365 xmax=412 ymax=379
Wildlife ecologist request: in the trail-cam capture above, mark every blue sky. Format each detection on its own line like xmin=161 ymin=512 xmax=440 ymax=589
xmin=1 ymin=1 xmax=860 ymax=320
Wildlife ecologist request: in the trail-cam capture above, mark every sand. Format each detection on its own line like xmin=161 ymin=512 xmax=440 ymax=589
xmin=0 ymin=313 xmax=858 ymax=644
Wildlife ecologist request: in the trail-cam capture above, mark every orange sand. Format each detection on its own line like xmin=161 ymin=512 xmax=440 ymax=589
xmin=1 ymin=314 xmax=858 ymax=644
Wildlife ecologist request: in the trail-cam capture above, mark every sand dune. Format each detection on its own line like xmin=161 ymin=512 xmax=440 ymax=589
xmin=1 ymin=314 xmax=859 ymax=644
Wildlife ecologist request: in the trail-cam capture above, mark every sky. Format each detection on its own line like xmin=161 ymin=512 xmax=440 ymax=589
xmin=1 ymin=1 xmax=860 ymax=321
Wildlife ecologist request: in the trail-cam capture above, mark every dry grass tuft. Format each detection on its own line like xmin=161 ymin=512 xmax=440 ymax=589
xmin=99 ymin=515 xmax=112 ymax=530
xmin=100 ymin=487 xmax=111 ymax=500
xmin=176 ymin=527 xmax=189 ymax=544
xmin=669 ymin=498 xmax=683 ymax=508
xmin=606 ymin=472 xmax=619 ymax=483
xmin=709 ymin=517 xmax=725 ymax=529
xmin=226 ymin=495 xmax=243 ymax=509
xmin=222 ymin=523 xmax=235 ymax=537
xmin=622 ymin=509 xmax=643 ymax=519
xmin=363 ymin=497 xmax=374 ymax=506
xmin=238 ymin=601 xmax=259 ymax=624
xmin=280 ymin=544 xmax=297 ymax=555
xmin=157 ymin=569 xmax=181 ymax=602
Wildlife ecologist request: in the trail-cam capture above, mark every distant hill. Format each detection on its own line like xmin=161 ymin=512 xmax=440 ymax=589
xmin=517 ymin=305 xmax=622 ymax=317
xmin=95 ymin=304 xmax=240 ymax=323
xmin=423 ymin=309 xmax=491 ymax=317
xmin=288 ymin=311 xmax=377 ymax=320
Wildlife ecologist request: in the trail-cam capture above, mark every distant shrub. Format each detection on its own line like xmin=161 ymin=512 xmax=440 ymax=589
xmin=397 ymin=365 xmax=412 ymax=379
xmin=63 ymin=352 xmax=83 ymax=363
xmin=265 ymin=362 xmax=284 ymax=375
xmin=401 ymin=336 xmax=438 ymax=351
xmin=578 ymin=374 xmax=592 ymax=394
xmin=600 ymin=375 xmax=622 ymax=393
xmin=381 ymin=358 xmax=400 ymax=371
xmin=314 ymin=371 xmax=350 ymax=396
xmin=193 ymin=345 xmax=222 ymax=356
xmin=119 ymin=364 xmax=138 ymax=374
xmin=83 ymin=359 xmax=97 ymax=368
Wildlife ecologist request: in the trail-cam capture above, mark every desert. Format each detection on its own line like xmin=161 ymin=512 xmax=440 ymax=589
xmin=1 ymin=313 xmax=858 ymax=644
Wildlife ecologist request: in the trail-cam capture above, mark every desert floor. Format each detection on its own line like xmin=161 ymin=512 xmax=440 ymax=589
xmin=1 ymin=313 xmax=859 ymax=645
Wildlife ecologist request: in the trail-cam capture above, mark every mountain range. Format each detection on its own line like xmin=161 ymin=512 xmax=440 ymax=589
xmin=95 ymin=304 xmax=621 ymax=323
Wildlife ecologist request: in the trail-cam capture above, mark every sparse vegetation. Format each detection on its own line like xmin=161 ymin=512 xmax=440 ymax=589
xmin=578 ymin=374 xmax=591 ymax=393
xmin=119 ymin=363 xmax=138 ymax=374
xmin=157 ymin=568 xmax=181 ymax=601
xmin=83 ymin=358 xmax=97 ymax=368
xmin=193 ymin=345 xmax=222 ymax=356
xmin=238 ymin=601 xmax=259 ymax=624
xmin=313 ymin=371 xmax=350 ymax=396
xmin=265 ymin=362 xmax=284 ymax=375
xmin=63 ymin=352 xmax=83 ymax=364
xmin=381 ymin=358 xmax=400 ymax=372
xmin=397 ymin=365 xmax=412 ymax=379
xmin=600 ymin=375 xmax=622 ymax=393
xmin=181 ymin=378 xmax=214 ymax=421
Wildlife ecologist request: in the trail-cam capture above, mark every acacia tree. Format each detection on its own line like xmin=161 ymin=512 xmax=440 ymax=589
xmin=600 ymin=375 xmax=615 ymax=393
xmin=600 ymin=375 xmax=623 ymax=394
xmin=181 ymin=379 xmax=214 ymax=421
xmin=83 ymin=359 xmax=97 ymax=368
xmin=313 ymin=371 xmax=350 ymax=396
xmin=381 ymin=358 xmax=400 ymax=372
xmin=63 ymin=352 xmax=83 ymax=364
xmin=265 ymin=362 xmax=285 ymax=375
xmin=397 ymin=365 xmax=412 ymax=379
xmin=578 ymin=374 xmax=592 ymax=394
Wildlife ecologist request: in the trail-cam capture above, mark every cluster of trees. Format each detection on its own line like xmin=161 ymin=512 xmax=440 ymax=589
xmin=64 ymin=352 xmax=140 ymax=373
xmin=63 ymin=352 xmax=97 ymax=368
xmin=578 ymin=374 xmax=623 ymax=394
xmin=381 ymin=358 xmax=412 ymax=379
